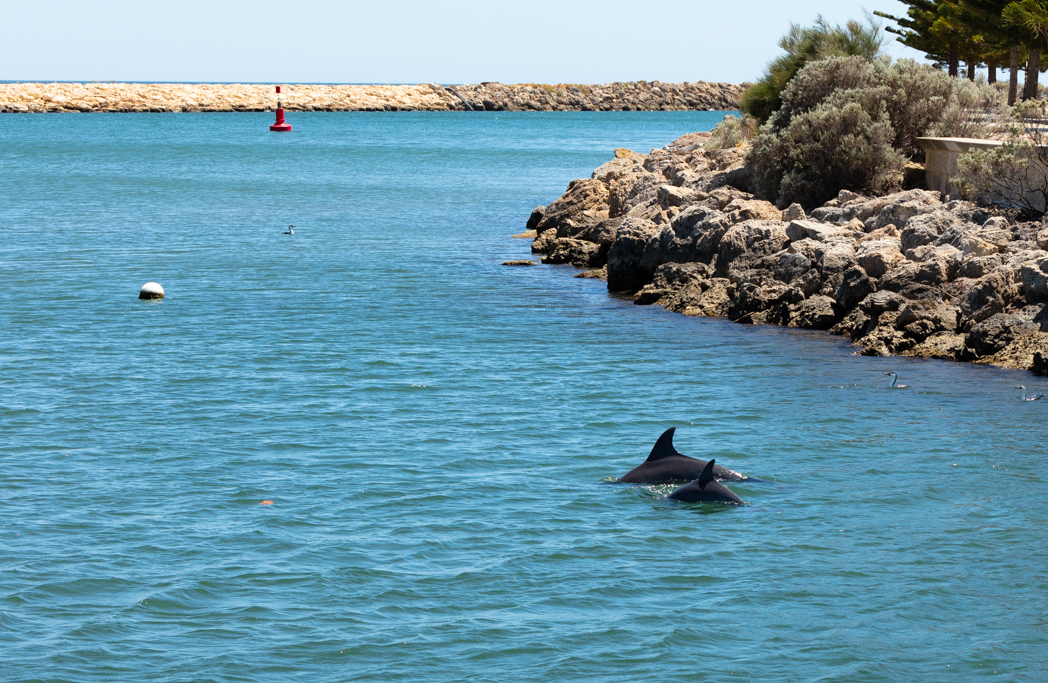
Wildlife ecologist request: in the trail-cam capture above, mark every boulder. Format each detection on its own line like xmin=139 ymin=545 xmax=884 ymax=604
xmin=896 ymin=299 xmax=960 ymax=339
xmin=592 ymin=157 xmax=641 ymax=183
xmin=960 ymin=236 xmax=1000 ymax=259
xmin=856 ymin=311 xmax=914 ymax=356
xmin=609 ymin=173 xmax=661 ymax=217
xmin=723 ymin=197 xmax=782 ymax=222
xmin=863 ymin=190 xmax=943 ymax=231
xmin=834 ymin=266 xmax=876 ymax=309
xmin=542 ymin=238 xmax=602 ymax=268
xmin=774 ymin=251 xmax=812 ymax=284
xmin=967 ymin=313 xmax=1039 ymax=356
xmin=832 ymin=306 xmax=872 ymax=339
xmin=987 ymin=331 xmax=1048 ymax=369
xmin=794 ymin=268 xmax=823 ymax=297
xmin=606 ymin=217 xmax=661 ymax=291
xmin=716 ymin=220 xmax=790 ymax=273
xmin=728 ymin=282 xmax=766 ymax=321
xmin=531 ymin=228 xmax=559 ymax=254
xmin=525 ymin=205 xmax=546 ymax=231
xmin=880 ymin=258 xmax=954 ymax=294
xmin=907 ymin=332 xmax=970 ymax=361
xmin=657 ymin=184 xmax=701 ymax=209
xmin=817 ymin=240 xmax=858 ymax=275
xmin=787 ymin=219 xmax=848 ymax=243
xmin=536 ymin=178 xmax=610 ymax=234
xmin=858 ymin=290 xmax=905 ymax=317
xmin=859 ymin=224 xmax=901 ymax=242
xmin=962 ymin=269 xmax=1020 ymax=323
xmin=781 ymin=203 xmax=806 ymax=221
xmin=706 ymin=186 xmax=749 ymax=210
xmin=900 ymin=210 xmax=959 ymax=252
xmin=670 ymin=278 xmax=737 ymax=318
xmin=1038 ymin=228 xmax=1048 ymax=251
xmin=959 ymin=254 xmax=1004 ymax=280
xmin=789 ymin=295 xmax=842 ymax=330
xmin=856 ymin=238 xmax=905 ymax=278
xmin=1020 ymin=257 xmax=1048 ymax=301
xmin=584 ymin=217 xmax=623 ymax=247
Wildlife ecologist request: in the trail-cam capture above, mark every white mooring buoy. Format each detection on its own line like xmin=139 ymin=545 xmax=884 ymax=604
xmin=139 ymin=282 xmax=165 ymax=300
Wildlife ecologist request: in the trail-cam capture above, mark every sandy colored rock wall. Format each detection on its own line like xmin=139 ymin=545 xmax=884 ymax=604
xmin=0 ymin=81 xmax=744 ymax=113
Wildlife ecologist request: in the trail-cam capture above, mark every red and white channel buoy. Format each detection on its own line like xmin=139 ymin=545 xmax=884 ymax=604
xmin=270 ymin=85 xmax=292 ymax=132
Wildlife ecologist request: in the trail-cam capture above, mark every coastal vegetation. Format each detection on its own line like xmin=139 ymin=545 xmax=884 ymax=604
xmin=739 ymin=15 xmax=885 ymax=123
xmin=523 ymin=13 xmax=1048 ymax=375
xmin=876 ymin=0 xmax=1048 ymax=103
xmin=747 ymin=56 xmax=1003 ymax=208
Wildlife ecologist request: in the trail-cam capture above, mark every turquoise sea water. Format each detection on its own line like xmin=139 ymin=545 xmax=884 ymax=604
xmin=1 ymin=112 xmax=1047 ymax=681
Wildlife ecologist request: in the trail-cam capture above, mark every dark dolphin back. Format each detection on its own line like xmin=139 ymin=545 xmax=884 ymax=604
xmin=698 ymin=458 xmax=716 ymax=488
xmin=645 ymin=427 xmax=681 ymax=462
xmin=667 ymin=460 xmax=747 ymax=505
xmin=620 ymin=428 xmax=747 ymax=484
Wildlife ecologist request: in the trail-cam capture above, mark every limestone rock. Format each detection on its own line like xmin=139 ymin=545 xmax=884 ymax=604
xmin=606 ymin=217 xmax=661 ymax=292
xmin=781 ymin=203 xmax=806 ymax=221
xmin=856 ymin=238 xmax=905 ymax=278
xmin=1020 ymin=257 xmax=1048 ymax=300
xmin=907 ymin=332 xmax=970 ymax=361
xmin=717 ymin=221 xmax=790 ymax=273
xmin=787 ymin=219 xmax=848 ymax=243
xmin=834 ymin=266 xmax=876 ymax=309
xmin=968 ymin=313 xmax=1039 ymax=356
xmin=722 ymin=197 xmax=781 ymax=222
xmin=962 ymin=269 xmax=1021 ymax=323
xmin=542 ymin=238 xmax=602 ymax=268
xmin=525 ymin=206 xmax=546 ymax=232
xmin=536 ymin=179 xmax=609 ymax=235
xmin=987 ymin=331 xmax=1048 ymax=369
xmin=1037 ymin=228 xmax=1048 ymax=251
xmin=789 ymin=295 xmax=842 ymax=330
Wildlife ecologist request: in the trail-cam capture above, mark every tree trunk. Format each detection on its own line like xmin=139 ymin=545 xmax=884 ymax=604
xmin=988 ymin=59 xmax=997 ymax=84
xmin=949 ymin=44 xmax=959 ymax=77
xmin=1025 ymin=48 xmax=1042 ymax=100
xmin=1010 ymin=46 xmax=1019 ymax=105
xmin=967 ymin=59 xmax=977 ymax=81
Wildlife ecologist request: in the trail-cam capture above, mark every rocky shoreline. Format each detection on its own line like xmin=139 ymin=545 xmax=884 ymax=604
xmin=0 ymin=81 xmax=743 ymax=113
xmin=521 ymin=132 xmax=1048 ymax=375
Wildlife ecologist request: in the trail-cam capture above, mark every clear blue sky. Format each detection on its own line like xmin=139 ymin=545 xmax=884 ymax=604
xmin=8 ymin=0 xmax=921 ymax=83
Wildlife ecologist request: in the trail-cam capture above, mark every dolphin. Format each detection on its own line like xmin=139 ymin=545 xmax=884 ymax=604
xmin=667 ymin=459 xmax=747 ymax=505
xmin=618 ymin=427 xmax=745 ymax=484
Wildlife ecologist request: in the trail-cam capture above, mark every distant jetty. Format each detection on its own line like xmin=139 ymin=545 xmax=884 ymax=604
xmin=0 ymin=81 xmax=744 ymax=113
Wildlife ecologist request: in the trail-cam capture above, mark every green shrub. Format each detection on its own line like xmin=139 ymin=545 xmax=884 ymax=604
xmin=740 ymin=15 xmax=885 ymax=123
xmin=748 ymin=56 xmax=1009 ymax=207
xmin=956 ymin=100 xmax=1048 ymax=217
xmin=750 ymin=99 xmax=903 ymax=208
xmin=705 ymin=114 xmax=758 ymax=150
xmin=929 ymin=79 xmax=1008 ymax=140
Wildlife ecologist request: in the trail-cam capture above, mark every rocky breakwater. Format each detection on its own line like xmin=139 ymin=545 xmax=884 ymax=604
xmin=449 ymin=81 xmax=743 ymax=111
xmin=0 ymin=81 xmax=743 ymax=113
xmin=523 ymin=132 xmax=1048 ymax=375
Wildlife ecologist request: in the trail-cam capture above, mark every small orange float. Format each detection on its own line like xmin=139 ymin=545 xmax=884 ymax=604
xmin=261 ymin=500 xmax=274 ymax=505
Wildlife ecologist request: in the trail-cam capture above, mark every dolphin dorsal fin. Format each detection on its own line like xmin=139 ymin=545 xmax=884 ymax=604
xmin=645 ymin=428 xmax=680 ymax=462
xmin=699 ymin=459 xmax=716 ymax=489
